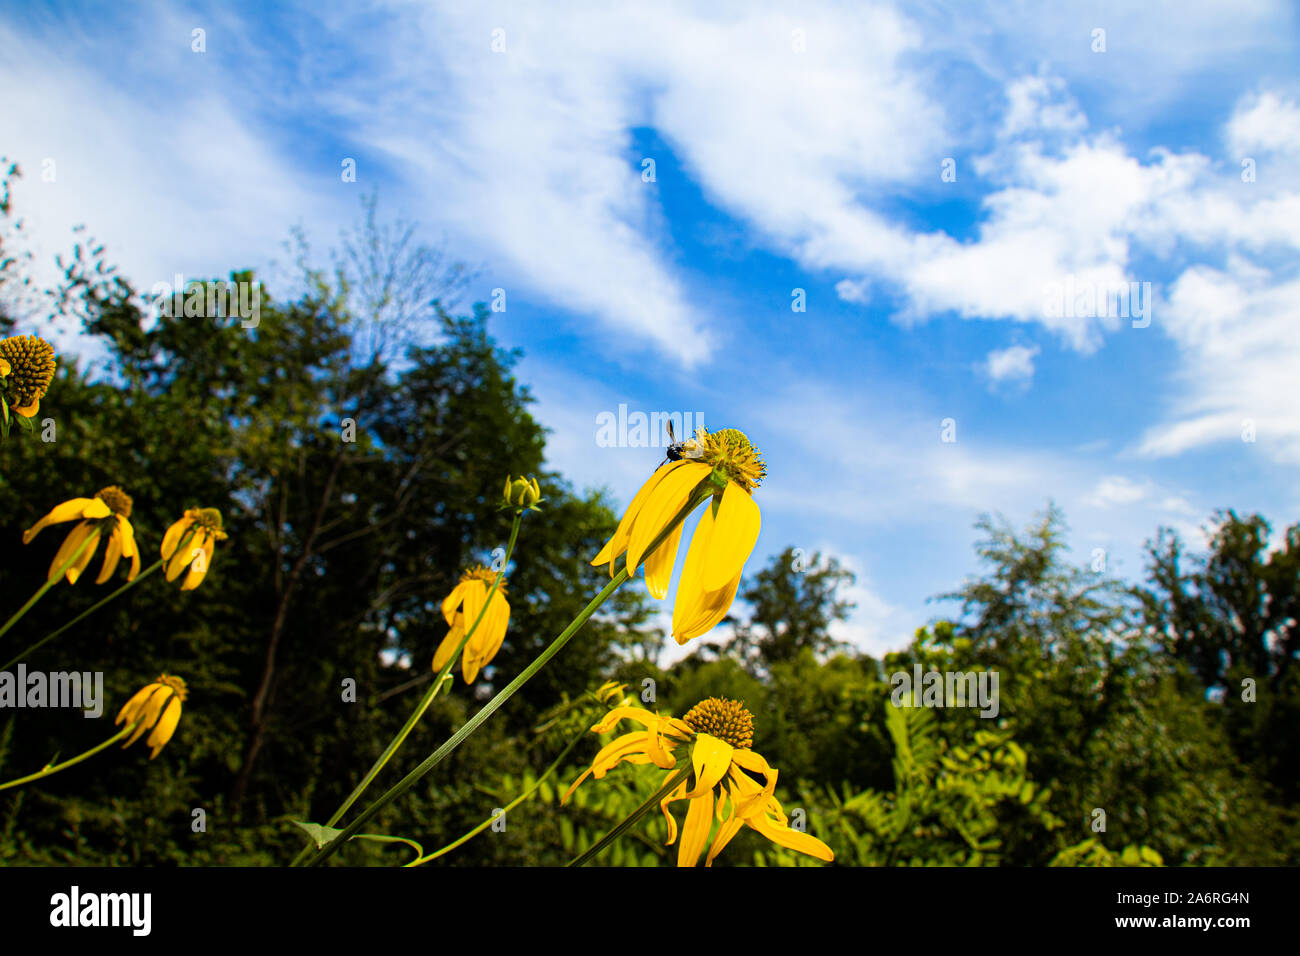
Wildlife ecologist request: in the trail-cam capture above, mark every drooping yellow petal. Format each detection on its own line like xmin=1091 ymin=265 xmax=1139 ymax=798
xmin=589 ymin=706 xmax=666 ymax=735
xmin=642 ymin=519 xmax=684 ymax=600
xmin=700 ymin=482 xmax=761 ymax=592
xmin=591 ymin=460 xmax=692 ymax=574
xmin=431 ymin=621 xmax=461 ymax=676
xmin=563 ymin=731 xmax=654 ymax=803
xmin=441 ymin=580 xmax=470 ymax=623
xmin=625 ymin=462 xmax=709 ymax=576
xmin=659 ymin=777 xmax=690 ymax=845
xmin=164 ymin=534 xmax=192 ymax=581
xmin=51 ymin=523 xmax=100 ymax=584
xmin=146 ymin=696 xmax=183 ymax=758
xmin=687 ymin=733 xmax=734 ymax=798
xmin=747 ymin=810 xmax=835 ymax=861
xmin=706 ymin=785 xmax=747 ymax=867
xmin=116 ymin=683 xmax=159 ymax=726
xmin=180 ymin=534 xmax=214 ymax=590
xmin=160 ymin=515 xmax=192 ymax=561
xmin=459 ymin=580 xmax=486 ymax=642
xmin=23 ymin=498 xmax=104 ymax=544
xmin=122 ymin=685 xmax=167 ymax=748
xmin=677 ymin=787 xmax=714 ymax=867
xmin=476 ymin=591 xmax=510 ymax=664
xmin=95 ymin=526 xmax=124 ymax=584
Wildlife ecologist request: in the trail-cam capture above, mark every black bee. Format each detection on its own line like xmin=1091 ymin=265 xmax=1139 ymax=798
xmin=658 ymin=420 xmax=704 ymax=469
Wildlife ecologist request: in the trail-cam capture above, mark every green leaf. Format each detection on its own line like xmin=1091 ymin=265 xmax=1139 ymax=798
xmin=291 ymin=821 xmax=423 ymax=860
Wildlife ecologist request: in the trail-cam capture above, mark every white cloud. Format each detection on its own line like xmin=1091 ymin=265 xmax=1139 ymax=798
xmin=1227 ymin=91 xmax=1300 ymax=161
xmin=0 ymin=13 xmax=337 ymax=306
xmin=1137 ymin=260 xmax=1300 ymax=464
xmin=984 ymin=343 xmax=1039 ymax=384
xmin=1084 ymin=475 xmax=1156 ymax=508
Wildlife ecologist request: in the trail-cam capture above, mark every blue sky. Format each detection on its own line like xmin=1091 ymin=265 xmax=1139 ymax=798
xmin=2 ymin=1 xmax=1298 ymax=660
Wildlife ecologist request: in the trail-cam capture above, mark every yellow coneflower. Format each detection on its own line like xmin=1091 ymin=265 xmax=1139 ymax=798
xmin=563 ymin=697 xmax=834 ymax=867
xmin=22 ymin=487 xmax=139 ymax=585
xmin=160 ymin=508 xmax=228 ymax=591
xmin=116 ymin=675 xmax=187 ymax=759
xmin=0 ymin=334 xmax=56 ymax=417
xmin=432 ymin=566 xmax=510 ymax=683
xmin=592 ymin=427 xmax=765 ymax=644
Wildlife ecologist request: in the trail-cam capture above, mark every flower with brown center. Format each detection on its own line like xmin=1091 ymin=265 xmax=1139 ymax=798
xmin=593 ymin=427 xmax=766 ymax=644
xmin=22 ymin=486 xmax=140 ymax=585
xmin=432 ymin=566 xmax=511 ymax=683
xmin=564 ymin=696 xmax=834 ymax=866
xmin=116 ymin=675 xmax=188 ymax=759
xmin=161 ymin=508 xmax=228 ymax=590
xmin=0 ymin=334 xmax=56 ymax=418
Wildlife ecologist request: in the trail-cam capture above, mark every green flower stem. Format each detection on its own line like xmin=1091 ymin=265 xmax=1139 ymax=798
xmin=0 ymin=528 xmax=103 ymax=643
xmin=336 ymin=517 xmax=520 ymax=821
xmin=0 ymin=718 xmax=142 ymax=792
xmin=404 ymin=719 xmax=589 ymax=867
xmin=289 ymin=512 xmax=524 ymax=867
xmin=0 ymin=564 xmax=160 ymax=673
xmin=302 ymin=485 xmax=712 ymax=867
xmin=0 ymin=528 xmax=199 ymax=672
xmin=568 ymin=763 xmax=693 ymax=867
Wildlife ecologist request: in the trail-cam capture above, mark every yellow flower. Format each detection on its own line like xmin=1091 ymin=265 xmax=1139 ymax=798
xmin=0 ymin=334 xmax=56 ymax=417
xmin=592 ymin=428 xmax=765 ymax=644
xmin=564 ymin=697 xmax=834 ymax=867
xmin=22 ymin=487 xmax=139 ymax=585
xmin=432 ymin=566 xmax=510 ymax=683
xmin=116 ymin=675 xmax=187 ymax=759
xmin=161 ymin=508 xmax=228 ymax=590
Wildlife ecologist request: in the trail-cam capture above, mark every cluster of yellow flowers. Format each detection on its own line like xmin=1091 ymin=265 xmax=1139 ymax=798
xmin=19 ymin=484 xmax=228 ymax=759
xmin=9 ymin=341 xmax=825 ymax=868
xmin=428 ymin=429 xmax=832 ymax=866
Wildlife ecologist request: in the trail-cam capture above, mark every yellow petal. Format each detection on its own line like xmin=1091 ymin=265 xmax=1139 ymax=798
xmin=589 ymin=706 xmax=664 ymax=734
xmin=687 ymin=734 xmax=734 ymax=798
xmin=431 ymin=626 xmax=460 ymax=676
xmin=23 ymin=498 xmax=101 ymax=544
xmin=706 ymin=785 xmax=746 ymax=866
xmin=562 ymin=731 xmax=654 ymax=803
xmin=747 ymin=811 xmax=835 ymax=861
xmin=642 ymin=519 xmax=683 ymax=600
xmin=181 ymin=535 xmax=214 ymax=590
xmin=116 ymin=683 xmax=159 ymax=725
xmin=700 ymin=482 xmax=760 ymax=592
xmin=460 ymin=581 xmax=486 ymax=639
xmin=160 ymin=516 xmax=191 ymax=561
xmin=441 ymin=580 xmax=470 ymax=623
xmin=589 ymin=731 xmax=658 ymax=779
xmin=673 ymin=567 xmax=744 ymax=644
xmin=591 ymin=460 xmax=691 ymax=574
xmin=122 ymin=685 xmax=167 ymax=748
xmin=95 ymin=526 xmax=124 ymax=584
xmin=659 ymin=778 xmax=689 ymax=844
xmin=53 ymin=523 xmax=100 ymax=584
xmin=146 ymin=696 xmax=183 ymax=758
xmin=677 ymin=789 xmax=714 ymax=867
xmin=625 ymin=463 xmax=709 ymax=576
